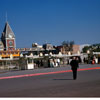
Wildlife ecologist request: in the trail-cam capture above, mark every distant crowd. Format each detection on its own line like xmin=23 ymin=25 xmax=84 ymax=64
xmin=33 ymin=56 xmax=100 ymax=68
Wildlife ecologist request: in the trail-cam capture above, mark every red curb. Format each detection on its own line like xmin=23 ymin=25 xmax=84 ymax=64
xmin=0 ymin=67 xmax=100 ymax=80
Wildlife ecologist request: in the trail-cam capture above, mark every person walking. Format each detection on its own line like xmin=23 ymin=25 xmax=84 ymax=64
xmin=70 ymin=57 xmax=79 ymax=80
xmin=50 ymin=59 xmax=54 ymax=68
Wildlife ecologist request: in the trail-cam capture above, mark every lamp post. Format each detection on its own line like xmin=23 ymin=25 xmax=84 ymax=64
xmin=40 ymin=52 xmax=43 ymax=57
xmin=68 ymin=51 xmax=71 ymax=55
xmin=59 ymin=52 xmax=62 ymax=55
xmin=87 ymin=50 xmax=90 ymax=64
xmin=49 ymin=52 xmax=52 ymax=56
xmin=20 ymin=53 xmax=23 ymax=57
xmin=87 ymin=50 xmax=90 ymax=54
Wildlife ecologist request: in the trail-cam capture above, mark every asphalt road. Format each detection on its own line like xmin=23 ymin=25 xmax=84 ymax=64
xmin=0 ymin=64 xmax=100 ymax=97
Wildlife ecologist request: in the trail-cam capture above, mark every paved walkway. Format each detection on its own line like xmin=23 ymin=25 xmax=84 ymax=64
xmin=0 ymin=64 xmax=99 ymax=77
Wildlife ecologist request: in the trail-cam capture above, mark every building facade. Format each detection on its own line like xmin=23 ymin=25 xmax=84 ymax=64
xmin=72 ymin=45 xmax=80 ymax=54
xmin=56 ymin=45 xmax=80 ymax=55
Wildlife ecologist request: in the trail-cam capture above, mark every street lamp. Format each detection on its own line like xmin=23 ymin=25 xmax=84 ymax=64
xmin=68 ymin=51 xmax=71 ymax=55
xmin=87 ymin=50 xmax=90 ymax=64
xmin=20 ymin=53 xmax=23 ymax=57
xmin=49 ymin=52 xmax=52 ymax=56
xmin=40 ymin=53 xmax=43 ymax=57
xmin=10 ymin=54 xmax=13 ymax=59
xmin=30 ymin=53 xmax=33 ymax=57
xmin=59 ymin=52 xmax=62 ymax=55
xmin=87 ymin=50 xmax=90 ymax=54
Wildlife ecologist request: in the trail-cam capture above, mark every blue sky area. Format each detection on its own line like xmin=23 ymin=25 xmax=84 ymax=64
xmin=0 ymin=0 xmax=100 ymax=48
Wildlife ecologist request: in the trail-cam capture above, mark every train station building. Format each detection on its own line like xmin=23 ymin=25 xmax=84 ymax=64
xmin=0 ymin=21 xmax=20 ymax=70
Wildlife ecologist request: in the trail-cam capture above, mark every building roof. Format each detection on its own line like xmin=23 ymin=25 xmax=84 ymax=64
xmin=1 ymin=22 xmax=15 ymax=39
xmin=43 ymin=43 xmax=55 ymax=50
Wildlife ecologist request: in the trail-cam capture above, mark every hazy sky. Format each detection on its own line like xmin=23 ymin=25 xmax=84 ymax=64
xmin=0 ymin=0 xmax=100 ymax=48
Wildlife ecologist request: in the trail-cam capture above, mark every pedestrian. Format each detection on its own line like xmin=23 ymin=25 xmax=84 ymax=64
xmin=57 ymin=58 xmax=60 ymax=66
xmin=70 ymin=57 xmax=79 ymax=80
xmin=95 ymin=57 xmax=98 ymax=64
xmin=92 ymin=59 xmax=95 ymax=64
xmin=50 ymin=59 xmax=54 ymax=68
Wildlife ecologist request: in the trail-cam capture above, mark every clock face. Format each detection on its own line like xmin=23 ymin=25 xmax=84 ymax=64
xmin=7 ymin=40 xmax=14 ymax=47
xmin=9 ymin=41 xmax=13 ymax=46
xmin=7 ymin=40 xmax=15 ymax=50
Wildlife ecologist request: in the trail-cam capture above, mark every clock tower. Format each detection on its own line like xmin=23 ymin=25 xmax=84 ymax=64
xmin=1 ymin=22 xmax=16 ymax=51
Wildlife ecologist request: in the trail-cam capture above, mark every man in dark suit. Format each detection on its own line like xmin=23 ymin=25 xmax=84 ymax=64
xmin=70 ymin=57 xmax=79 ymax=80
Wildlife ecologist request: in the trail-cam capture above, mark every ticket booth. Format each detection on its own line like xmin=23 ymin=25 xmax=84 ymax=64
xmin=27 ymin=58 xmax=34 ymax=69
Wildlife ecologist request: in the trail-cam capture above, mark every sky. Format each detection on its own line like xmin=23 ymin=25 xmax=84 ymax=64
xmin=0 ymin=0 xmax=100 ymax=48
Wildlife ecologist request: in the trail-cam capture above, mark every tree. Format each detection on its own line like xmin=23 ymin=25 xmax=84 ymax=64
xmin=69 ymin=41 xmax=75 ymax=51
xmin=82 ymin=46 xmax=90 ymax=53
xmin=62 ymin=41 xmax=69 ymax=51
xmin=62 ymin=40 xmax=75 ymax=52
xmin=82 ymin=43 xmax=100 ymax=53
